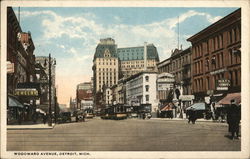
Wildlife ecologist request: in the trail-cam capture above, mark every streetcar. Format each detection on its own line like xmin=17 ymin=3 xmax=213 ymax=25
xmin=101 ymin=104 xmax=127 ymax=120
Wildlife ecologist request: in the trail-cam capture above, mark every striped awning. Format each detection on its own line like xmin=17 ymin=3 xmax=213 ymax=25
xmin=218 ymin=93 xmax=241 ymax=105
xmin=161 ymin=103 xmax=174 ymax=111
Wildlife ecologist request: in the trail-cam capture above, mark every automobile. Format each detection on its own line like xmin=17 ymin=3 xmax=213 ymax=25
xmin=85 ymin=113 xmax=94 ymax=118
xmin=130 ymin=113 xmax=138 ymax=118
xmin=146 ymin=113 xmax=152 ymax=119
xmin=58 ymin=112 xmax=71 ymax=123
xmin=77 ymin=112 xmax=85 ymax=122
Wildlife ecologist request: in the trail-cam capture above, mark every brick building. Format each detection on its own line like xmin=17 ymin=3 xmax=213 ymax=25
xmin=187 ymin=8 xmax=241 ymax=102
xmin=157 ymin=47 xmax=192 ymax=98
xmin=7 ymin=7 xmax=36 ymax=95
xmin=76 ymin=82 xmax=93 ymax=109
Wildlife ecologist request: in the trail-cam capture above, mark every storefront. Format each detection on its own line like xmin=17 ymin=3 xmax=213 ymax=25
xmin=160 ymin=103 xmax=174 ymax=118
xmin=7 ymin=95 xmax=24 ymax=125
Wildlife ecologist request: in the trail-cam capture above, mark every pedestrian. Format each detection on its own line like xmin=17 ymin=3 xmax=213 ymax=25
xmin=227 ymin=99 xmax=241 ymax=140
xmin=43 ymin=113 xmax=47 ymax=124
xmin=142 ymin=113 xmax=146 ymax=120
xmin=188 ymin=107 xmax=194 ymax=124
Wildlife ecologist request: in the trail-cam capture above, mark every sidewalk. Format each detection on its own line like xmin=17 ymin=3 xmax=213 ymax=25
xmin=7 ymin=122 xmax=55 ymax=130
xmin=151 ymin=117 xmax=227 ymax=123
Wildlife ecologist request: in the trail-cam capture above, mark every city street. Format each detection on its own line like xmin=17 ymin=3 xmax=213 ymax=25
xmin=7 ymin=118 xmax=240 ymax=151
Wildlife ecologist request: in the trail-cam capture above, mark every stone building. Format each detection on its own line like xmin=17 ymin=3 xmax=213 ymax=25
xmin=187 ymin=8 xmax=241 ymax=102
xmin=125 ymin=71 xmax=158 ymax=117
xmin=117 ymin=43 xmax=159 ymax=78
xmin=92 ymin=38 xmax=119 ymax=110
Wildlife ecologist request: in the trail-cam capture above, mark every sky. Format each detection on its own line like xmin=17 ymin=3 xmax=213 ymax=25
xmin=13 ymin=7 xmax=238 ymax=106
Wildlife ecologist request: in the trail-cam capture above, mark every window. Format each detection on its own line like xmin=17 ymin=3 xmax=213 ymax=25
xmin=146 ymin=95 xmax=149 ymax=102
xmin=229 ymin=30 xmax=233 ymax=44
xmin=145 ymin=76 xmax=149 ymax=82
xmin=145 ymin=85 xmax=149 ymax=92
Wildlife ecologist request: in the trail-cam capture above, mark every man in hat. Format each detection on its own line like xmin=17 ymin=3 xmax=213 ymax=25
xmin=227 ymin=99 xmax=241 ymax=140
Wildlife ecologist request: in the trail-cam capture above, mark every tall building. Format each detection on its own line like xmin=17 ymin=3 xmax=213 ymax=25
xmin=187 ymin=8 xmax=241 ymax=102
xmin=117 ymin=43 xmax=159 ymax=78
xmin=92 ymin=38 xmax=119 ymax=110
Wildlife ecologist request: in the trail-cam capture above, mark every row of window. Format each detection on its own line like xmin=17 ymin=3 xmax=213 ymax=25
xmin=158 ymin=55 xmax=191 ymax=74
xmin=98 ymin=68 xmax=117 ymax=71
xmin=193 ymin=69 xmax=241 ymax=93
xmin=193 ymin=26 xmax=241 ymax=59
xmin=118 ymin=48 xmax=144 ymax=53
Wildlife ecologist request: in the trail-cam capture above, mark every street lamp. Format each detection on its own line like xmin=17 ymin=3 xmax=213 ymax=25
xmin=44 ymin=53 xmax=56 ymax=126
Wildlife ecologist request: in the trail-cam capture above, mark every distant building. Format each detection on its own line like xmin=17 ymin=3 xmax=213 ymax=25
xmin=69 ymin=97 xmax=77 ymax=111
xmin=117 ymin=43 xmax=159 ymax=78
xmin=76 ymin=82 xmax=93 ymax=109
xmin=125 ymin=71 xmax=158 ymax=117
xmin=187 ymin=8 xmax=241 ymax=102
xmin=35 ymin=56 xmax=56 ymax=108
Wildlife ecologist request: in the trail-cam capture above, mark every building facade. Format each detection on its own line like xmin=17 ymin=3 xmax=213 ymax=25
xmin=92 ymin=38 xmax=119 ymax=110
xmin=7 ymin=7 xmax=36 ymax=95
xmin=35 ymin=56 xmax=56 ymax=108
xmin=125 ymin=71 xmax=158 ymax=117
xmin=117 ymin=43 xmax=159 ymax=78
xmin=76 ymin=82 xmax=93 ymax=109
xmin=157 ymin=47 xmax=192 ymax=101
xmin=187 ymin=8 xmax=241 ymax=101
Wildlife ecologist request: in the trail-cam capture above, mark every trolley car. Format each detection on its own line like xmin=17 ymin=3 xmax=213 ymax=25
xmin=101 ymin=104 xmax=127 ymax=120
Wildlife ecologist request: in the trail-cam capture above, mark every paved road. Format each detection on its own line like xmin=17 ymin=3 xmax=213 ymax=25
xmin=7 ymin=118 xmax=240 ymax=151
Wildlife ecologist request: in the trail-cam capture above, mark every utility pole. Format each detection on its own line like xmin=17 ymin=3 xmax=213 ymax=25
xmin=48 ymin=53 xmax=52 ymax=126
xmin=177 ymin=16 xmax=179 ymax=50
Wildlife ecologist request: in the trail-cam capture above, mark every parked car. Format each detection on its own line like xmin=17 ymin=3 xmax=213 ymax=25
xmin=58 ymin=112 xmax=71 ymax=123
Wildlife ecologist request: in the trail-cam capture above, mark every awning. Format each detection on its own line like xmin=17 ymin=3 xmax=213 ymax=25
xmin=161 ymin=103 xmax=174 ymax=111
xmin=8 ymin=96 xmax=24 ymax=108
xmin=186 ymin=103 xmax=206 ymax=110
xmin=218 ymin=93 xmax=241 ymax=105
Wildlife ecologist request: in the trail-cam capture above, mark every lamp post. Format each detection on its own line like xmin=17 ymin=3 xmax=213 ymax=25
xmin=44 ymin=53 xmax=56 ymax=126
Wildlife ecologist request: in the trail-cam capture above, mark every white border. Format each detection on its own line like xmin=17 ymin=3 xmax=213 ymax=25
xmin=1 ymin=0 xmax=250 ymax=159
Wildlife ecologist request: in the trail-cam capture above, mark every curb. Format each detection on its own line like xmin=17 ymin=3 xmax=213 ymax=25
xmin=150 ymin=118 xmax=227 ymax=123
xmin=7 ymin=124 xmax=56 ymax=130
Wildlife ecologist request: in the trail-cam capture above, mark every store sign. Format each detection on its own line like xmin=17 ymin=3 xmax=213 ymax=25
xmin=179 ymin=95 xmax=194 ymax=101
xmin=14 ymin=89 xmax=39 ymax=96
xmin=157 ymin=83 xmax=173 ymax=91
xmin=7 ymin=61 xmax=14 ymax=74
xmin=158 ymin=78 xmax=175 ymax=83
xmin=210 ymin=68 xmax=227 ymax=75
xmin=216 ymin=79 xmax=230 ymax=91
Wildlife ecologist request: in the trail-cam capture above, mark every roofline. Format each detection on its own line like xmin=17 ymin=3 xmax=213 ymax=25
xmin=117 ymin=44 xmax=155 ymax=50
xmin=187 ymin=8 xmax=241 ymax=42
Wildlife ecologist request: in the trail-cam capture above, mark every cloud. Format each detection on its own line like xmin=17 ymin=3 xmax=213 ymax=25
xmin=20 ymin=9 xmax=223 ymax=104
xmin=168 ymin=10 xmax=222 ymax=29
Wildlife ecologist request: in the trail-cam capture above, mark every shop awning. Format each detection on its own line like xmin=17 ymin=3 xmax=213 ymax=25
xmin=218 ymin=93 xmax=241 ymax=105
xmin=186 ymin=103 xmax=206 ymax=110
xmin=8 ymin=96 xmax=24 ymax=108
xmin=161 ymin=103 xmax=174 ymax=111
